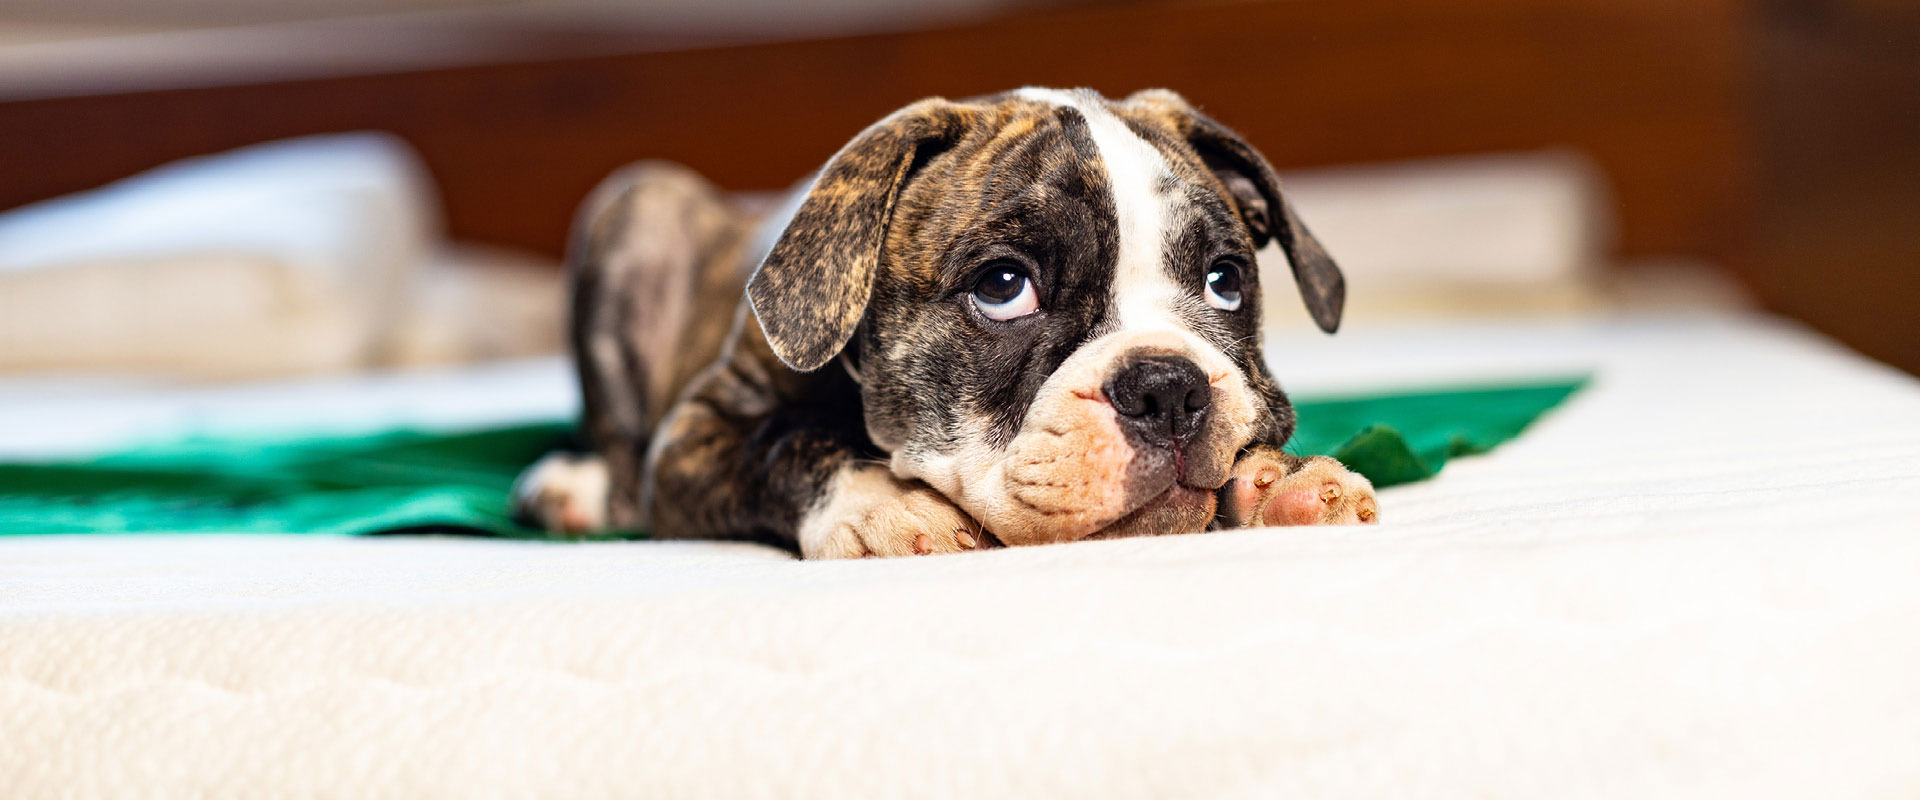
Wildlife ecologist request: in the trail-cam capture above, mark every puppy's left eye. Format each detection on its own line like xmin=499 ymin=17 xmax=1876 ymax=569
xmin=1205 ymin=260 xmax=1245 ymax=311
xmin=971 ymin=263 xmax=1039 ymax=321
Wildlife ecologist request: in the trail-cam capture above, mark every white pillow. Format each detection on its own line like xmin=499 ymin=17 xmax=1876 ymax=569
xmin=0 ymin=132 xmax=436 ymax=378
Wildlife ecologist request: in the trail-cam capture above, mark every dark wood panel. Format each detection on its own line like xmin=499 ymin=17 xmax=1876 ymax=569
xmin=1745 ymin=0 xmax=1920 ymax=374
xmin=0 ymin=0 xmax=1749 ymax=265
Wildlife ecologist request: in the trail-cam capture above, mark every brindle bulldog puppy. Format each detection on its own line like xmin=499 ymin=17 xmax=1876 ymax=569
xmin=515 ymin=87 xmax=1378 ymax=557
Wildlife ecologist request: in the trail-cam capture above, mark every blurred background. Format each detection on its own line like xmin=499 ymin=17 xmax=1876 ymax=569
xmin=1 ymin=0 xmax=1915 ymax=379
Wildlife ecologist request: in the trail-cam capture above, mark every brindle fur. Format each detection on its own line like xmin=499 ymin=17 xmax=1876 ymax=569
xmin=520 ymin=88 xmax=1372 ymax=554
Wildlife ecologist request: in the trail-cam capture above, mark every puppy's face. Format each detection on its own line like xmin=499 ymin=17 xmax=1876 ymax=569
xmin=750 ymin=88 xmax=1344 ymax=546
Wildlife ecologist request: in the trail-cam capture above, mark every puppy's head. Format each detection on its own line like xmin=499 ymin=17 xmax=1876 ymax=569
xmin=749 ymin=88 xmax=1344 ymax=545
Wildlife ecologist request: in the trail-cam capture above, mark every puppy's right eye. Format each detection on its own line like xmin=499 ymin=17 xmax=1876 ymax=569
xmin=971 ymin=263 xmax=1038 ymax=321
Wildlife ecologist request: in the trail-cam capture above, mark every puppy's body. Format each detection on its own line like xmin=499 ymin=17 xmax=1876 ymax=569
xmin=517 ymin=88 xmax=1377 ymax=557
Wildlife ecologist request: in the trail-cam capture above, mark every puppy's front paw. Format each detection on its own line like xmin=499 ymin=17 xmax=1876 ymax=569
xmin=512 ymin=452 xmax=610 ymax=536
xmin=1219 ymin=446 xmax=1378 ymax=528
xmin=800 ymin=464 xmax=984 ymax=559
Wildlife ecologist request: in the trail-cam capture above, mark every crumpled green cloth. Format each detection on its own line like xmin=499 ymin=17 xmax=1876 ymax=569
xmin=0 ymin=378 xmax=1583 ymax=538
xmin=1283 ymin=378 xmax=1588 ymax=488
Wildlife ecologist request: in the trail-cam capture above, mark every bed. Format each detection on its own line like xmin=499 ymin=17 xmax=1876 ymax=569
xmin=4 ymin=311 xmax=1917 ymax=798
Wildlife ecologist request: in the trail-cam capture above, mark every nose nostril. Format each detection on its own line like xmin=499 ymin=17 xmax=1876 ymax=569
xmin=1102 ymin=355 xmax=1212 ymax=448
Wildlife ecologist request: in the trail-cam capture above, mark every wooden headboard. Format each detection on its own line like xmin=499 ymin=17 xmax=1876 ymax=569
xmin=0 ymin=0 xmax=1748 ymax=266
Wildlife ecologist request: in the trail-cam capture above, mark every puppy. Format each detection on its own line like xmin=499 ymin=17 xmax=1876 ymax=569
xmin=515 ymin=87 xmax=1377 ymax=557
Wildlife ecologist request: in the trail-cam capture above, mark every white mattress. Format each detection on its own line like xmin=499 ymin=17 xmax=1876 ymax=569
xmin=4 ymin=314 xmax=1919 ymax=798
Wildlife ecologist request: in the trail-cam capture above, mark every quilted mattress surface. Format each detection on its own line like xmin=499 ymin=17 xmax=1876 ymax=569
xmin=3 ymin=315 xmax=1919 ymax=798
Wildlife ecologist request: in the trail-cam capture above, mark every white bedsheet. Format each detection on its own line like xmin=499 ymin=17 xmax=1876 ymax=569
xmin=4 ymin=314 xmax=1919 ymax=798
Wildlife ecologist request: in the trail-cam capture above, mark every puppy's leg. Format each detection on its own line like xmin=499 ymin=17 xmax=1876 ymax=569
xmin=511 ymin=452 xmax=609 ymax=536
xmin=518 ymin=162 xmax=751 ymax=534
xmin=798 ymin=464 xmax=983 ymax=559
xmin=1218 ymin=445 xmax=1379 ymax=527
xmin=650 ymin=406 xmax=980 ymax=557
xmin=641 ymin=325 xmax=983 ymax=558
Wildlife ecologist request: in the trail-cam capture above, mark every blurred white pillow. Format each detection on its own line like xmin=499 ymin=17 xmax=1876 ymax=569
xmin=0 ymin=132 xmax=436 ymax=378
xmin=384 ymin=244 xmax=565 ymax=368
xmin=1262 ymin=151 xmax=1613 ymax=330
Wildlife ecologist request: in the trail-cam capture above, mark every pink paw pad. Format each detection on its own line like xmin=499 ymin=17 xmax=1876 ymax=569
xmin=1222 ymin=452 xmax=1379 ymax=528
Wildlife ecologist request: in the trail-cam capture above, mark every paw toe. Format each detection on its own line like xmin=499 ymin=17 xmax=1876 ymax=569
xmin=1225 ymin=452 xmax=1379 ymax=528
xmin=853 ymin=491 xmax=983 ymax=557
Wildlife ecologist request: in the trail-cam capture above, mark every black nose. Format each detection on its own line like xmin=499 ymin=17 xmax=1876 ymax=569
xmin=1104 ymin=355 xmax=1210 ymax=447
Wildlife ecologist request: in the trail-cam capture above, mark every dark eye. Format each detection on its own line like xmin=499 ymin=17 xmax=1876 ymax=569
xmin=1204 ymin=260 xmax=1245 ymax=311
xmin=971 ymin=262 xmax=1039 ymax=321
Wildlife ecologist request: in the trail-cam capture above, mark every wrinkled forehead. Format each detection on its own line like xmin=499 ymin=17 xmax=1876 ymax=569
xmin=984 ymin=88 xmax=1217 ymax=193
xmin=894 ymin=89 xmax=1238 ymax=285
xmin=908 ymin=94 xmax=1109 ymax=225
xmin=932 ymin=90 xmax=1215 ymax=204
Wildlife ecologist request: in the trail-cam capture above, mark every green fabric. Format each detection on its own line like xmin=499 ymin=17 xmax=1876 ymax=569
xmin=0 ymin=378 xmax=1584 ymax=538
xmin=1282 ymin=378 xmax=1588 ymax=488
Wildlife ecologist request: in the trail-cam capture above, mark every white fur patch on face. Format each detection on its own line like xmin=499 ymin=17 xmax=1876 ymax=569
xmin=1014 ymin=87 xmax=1187 ymax=334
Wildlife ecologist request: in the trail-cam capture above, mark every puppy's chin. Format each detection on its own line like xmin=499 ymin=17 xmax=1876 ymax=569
xmin=1080 ymin=483 xmax=1218 ymax=541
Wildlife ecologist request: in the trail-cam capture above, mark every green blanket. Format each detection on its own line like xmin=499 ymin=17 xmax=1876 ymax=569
xmin=0 ymin=379 xmax=1583 ymax=538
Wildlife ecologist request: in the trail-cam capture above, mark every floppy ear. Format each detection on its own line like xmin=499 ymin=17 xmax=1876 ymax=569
xmin=747 ymin=98 xmax=973 ymax=371
xmin=1125 ymin=89 xmax=1346 ymax=334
